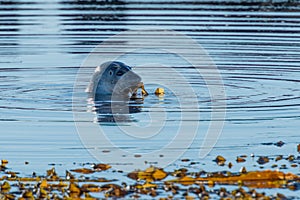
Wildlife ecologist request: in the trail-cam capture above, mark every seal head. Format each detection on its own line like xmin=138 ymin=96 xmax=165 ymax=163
xmin=86 ymin=61 xmax=142 ymax=100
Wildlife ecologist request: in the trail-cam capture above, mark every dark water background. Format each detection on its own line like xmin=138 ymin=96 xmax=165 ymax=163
xmin=0 ymin=0 xmax=300 ymax=197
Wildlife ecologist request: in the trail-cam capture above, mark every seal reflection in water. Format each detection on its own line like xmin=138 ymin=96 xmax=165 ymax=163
xmin=86 ymin=61 xmax=145 ymax=123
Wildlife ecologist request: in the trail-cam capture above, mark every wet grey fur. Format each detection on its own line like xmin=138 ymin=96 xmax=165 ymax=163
xmin=86 ymin=61 xmax=141 ymax=100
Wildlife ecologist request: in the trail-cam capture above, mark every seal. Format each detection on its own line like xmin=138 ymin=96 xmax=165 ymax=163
xmin=86 ymin=61 xmax=146 ymax=100
xmin=86 ymin=61 xmax=146 ymax=123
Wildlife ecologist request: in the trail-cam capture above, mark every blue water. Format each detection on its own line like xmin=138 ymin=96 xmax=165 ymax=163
xmin=0 ymin=0 xmax=300 ymax=197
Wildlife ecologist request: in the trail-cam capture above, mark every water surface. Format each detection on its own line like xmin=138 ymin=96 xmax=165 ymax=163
xmin=0 ymin=0 xmax=300 ymax=197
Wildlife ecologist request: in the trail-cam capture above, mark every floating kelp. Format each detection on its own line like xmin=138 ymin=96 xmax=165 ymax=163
xmin=257 ymin=156 xmax=270 ymax=165
xmin=127 ymin=166 xmax=168 ymax=181
xmin=214 ymin=155 xmax=226 ymax=166
xmin=0 ymin=144 xmax=300 ymax=199
xmin=236 ymin=157 xmax=246 ymax=163
xmin=167 ymin=170 xmax=299 ymax=189
xmin=92 ymin=163 xmax=111 ymax=171
xmin=70 ymin=168 xmax=95 ymax=174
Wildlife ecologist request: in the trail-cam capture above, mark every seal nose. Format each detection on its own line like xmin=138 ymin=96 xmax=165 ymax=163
xmin=126 ymin=70 xmax=141 ymax=84
xmin=114 ymin=70 xmax=141 ymax=95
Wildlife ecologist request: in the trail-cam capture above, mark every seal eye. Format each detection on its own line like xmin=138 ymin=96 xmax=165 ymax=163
xmin=109 ymin=70 xmax=113 ymax=76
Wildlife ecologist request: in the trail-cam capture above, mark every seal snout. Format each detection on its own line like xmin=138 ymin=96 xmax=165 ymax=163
xmin=115 ymin=70 xmax=142 ymax=95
